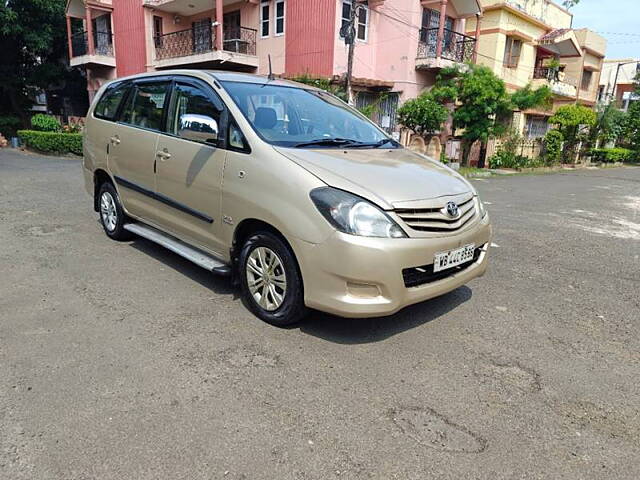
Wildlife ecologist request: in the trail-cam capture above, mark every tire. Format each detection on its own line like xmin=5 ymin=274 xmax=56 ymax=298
xmin=98 ymin=181 xmax=133 ymax=241
xmin=239 ymin=231 xmax=308 ymax=326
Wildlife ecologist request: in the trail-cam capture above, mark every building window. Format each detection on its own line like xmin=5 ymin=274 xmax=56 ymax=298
xmin=260 ymin=1 xmax=269 ymax=37
xmin=275 ymin=0 xmax=285 ymax=35
xmin=526 ymin=115 xmax=549 ymax=139
xmin=503 ymin=37 xmax=522 ymax=68
xmin=341 ymin=1 xmax=368 ymax=41
xmin=581 ymin=70 xmax=593 ymax=91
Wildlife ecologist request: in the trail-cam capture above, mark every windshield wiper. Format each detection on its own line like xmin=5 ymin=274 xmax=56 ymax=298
xmin=293 ymin=138 xmax=361 ymax=148
xmin=346 ymin=138 xmax=397 ymax=148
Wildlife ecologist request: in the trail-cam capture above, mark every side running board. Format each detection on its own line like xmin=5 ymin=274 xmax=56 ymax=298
xmin=124 ymin=223 xmax=231 ymax=276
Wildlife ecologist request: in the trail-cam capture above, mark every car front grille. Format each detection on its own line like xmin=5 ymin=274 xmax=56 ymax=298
xmin=402 ymin=247 xmax=482 ymax=288
xmin=395 ymin=195 xmax=477 ymax=233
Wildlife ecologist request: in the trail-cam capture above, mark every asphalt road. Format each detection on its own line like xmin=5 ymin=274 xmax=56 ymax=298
xmin=1 ymin=149 xmax=639 ymax=479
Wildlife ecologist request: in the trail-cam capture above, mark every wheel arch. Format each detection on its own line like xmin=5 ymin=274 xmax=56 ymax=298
xmin=231 ymin=218 xmax=304 ymax=288
xmin=93 ymin=169 xmax=113 ymax=212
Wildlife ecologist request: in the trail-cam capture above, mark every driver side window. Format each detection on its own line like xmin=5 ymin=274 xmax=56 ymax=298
xmin=169 ymin=83 xmax=222 ymax=145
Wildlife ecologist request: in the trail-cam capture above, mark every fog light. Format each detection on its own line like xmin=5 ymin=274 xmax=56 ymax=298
xmin=346 ymin=282 xmax=381 ymax=298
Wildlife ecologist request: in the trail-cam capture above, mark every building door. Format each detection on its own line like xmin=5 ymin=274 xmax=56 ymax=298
xmin=192 ymin=18 xmax=212 ymax=54
xmin=420 ymin=8 xmax=454 ymax=57
xmin=93 ymin=14 xmax=112 ymax=55
xmin=223 ymin=10 xmax=242 ymax=52
xmin=153 ymin=16 xmax=163 ymax=48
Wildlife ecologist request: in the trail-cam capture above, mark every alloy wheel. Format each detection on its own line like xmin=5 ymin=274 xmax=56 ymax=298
xmin=100 ymin=191 xmax=118 ymax=232
xmin=245 ymin=246 xmax=287 ymax=311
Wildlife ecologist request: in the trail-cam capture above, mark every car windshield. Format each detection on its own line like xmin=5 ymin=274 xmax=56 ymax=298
xmin=221 ymin=81 xmax=397 ymax=148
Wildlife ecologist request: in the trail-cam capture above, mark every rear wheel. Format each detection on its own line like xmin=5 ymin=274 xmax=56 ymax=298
xmin=239 ymin=231 xmax=308 ymax=326
xmin=98 ymin=181 xmax=133 ymax=241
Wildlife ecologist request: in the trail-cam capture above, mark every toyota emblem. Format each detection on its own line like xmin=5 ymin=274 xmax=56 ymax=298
xmin=445 ymin=201 xmax=459 ymax=218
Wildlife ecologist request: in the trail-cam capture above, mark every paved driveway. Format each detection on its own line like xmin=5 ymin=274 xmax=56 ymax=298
xmin=1 ymin=149 xmax=639 ymax=479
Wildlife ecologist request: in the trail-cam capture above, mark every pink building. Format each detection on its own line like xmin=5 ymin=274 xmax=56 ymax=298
xmin=66 ymin=0 xmax=482 ymax=131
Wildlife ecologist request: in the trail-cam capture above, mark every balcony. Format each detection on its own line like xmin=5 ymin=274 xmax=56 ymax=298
xmin=532 ymin=67 xmax=578 ymax=98
xmin=154 ymin=25 xmax=258 ymax=70
xmin=416 ymin=28 xmax=476 ymax=70
xmin=69 ymin=31 xmax=116 ymax=68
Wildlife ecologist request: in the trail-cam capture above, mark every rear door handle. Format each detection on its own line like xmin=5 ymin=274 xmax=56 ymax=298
xmin=156 ymin=148 xmax=171 ymax=160
xmin=110 ymin=135 xmax=120 ymax=145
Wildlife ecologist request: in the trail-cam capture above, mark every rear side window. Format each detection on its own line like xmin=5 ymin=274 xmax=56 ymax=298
xmin=94 ymin=83 xmax=129 ymax=120
xmin=120 ymin=82 xmax=170 ymax=131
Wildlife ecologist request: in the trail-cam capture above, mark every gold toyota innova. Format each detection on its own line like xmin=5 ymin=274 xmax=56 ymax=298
xmin=83 ymin=70 xmax=491 ymax=326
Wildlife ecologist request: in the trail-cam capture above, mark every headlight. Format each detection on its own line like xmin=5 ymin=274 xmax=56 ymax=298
xmin=475 ymin=196 xmax=487 ymax=218
xmin=310 ymin=187 xmax=407 ymax=238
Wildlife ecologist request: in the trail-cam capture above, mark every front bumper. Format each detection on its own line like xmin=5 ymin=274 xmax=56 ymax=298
xmin=291 ymin=214 xmax=492 ymax=318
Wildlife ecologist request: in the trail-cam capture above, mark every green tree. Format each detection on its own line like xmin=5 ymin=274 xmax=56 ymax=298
xmin=510 ymin=83 xmax=553 ymax=111
xmin=291 ymin=74 xmax=348 ymax=102
xmin=562 ymin=0 xmax=580 ymax=8
xmin=543 ymin=130 xmax=564 ymax=165
xmin=623 ymin=73 xmax=640 ymax=153
xmin=549 ymin=104 xmax=596 ymax=162
xmin=396 ymin=92 xmax=448 ymax=135
xmin=430 ymin=65 xmax=511 ymax=166
xmin=590 ymin=102 xmax=627 ymax=148
xmin=0 ymin=0 xmax=69 ymax=124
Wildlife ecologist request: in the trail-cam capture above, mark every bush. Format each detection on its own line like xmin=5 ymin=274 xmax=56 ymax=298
xmin=397 ymin=93 xmax=448 ymax=135
xmin=17 ymin=130 xmax=82 ymax=155
xmin=488 ymin=151 xmax=532 ymax=169
xmin=30 ymin=114 xmax=61 ymax=132
xmin=0 ymin=115 xmax=21 ymax=137
xmin=589 ymin=147 xmax=635 ymax=163
xmin=543 ymin=130 xmax=564 ymax=165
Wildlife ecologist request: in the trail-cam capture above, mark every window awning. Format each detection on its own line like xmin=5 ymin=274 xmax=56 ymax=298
xmin=538 ymin=29 xmax=581 ymax=58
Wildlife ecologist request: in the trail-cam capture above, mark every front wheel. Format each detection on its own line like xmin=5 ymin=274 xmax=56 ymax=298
xmin=239 ymin=232 xmax=308 ymax=326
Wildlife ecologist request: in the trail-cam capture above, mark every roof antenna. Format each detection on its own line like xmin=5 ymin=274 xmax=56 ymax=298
xmin=268 ymin=54 xmax=275 ymax=81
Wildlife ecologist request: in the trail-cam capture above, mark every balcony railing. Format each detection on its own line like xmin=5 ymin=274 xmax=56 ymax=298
xmin=533 ymin=67 xmax=559 ymax=82
xmin=533 ymin=67 xmax=578 ymax=86
xmin=223 ymin=26 xmax=257 ymax=56
xmin=155 ymin=25 xmax=257 ymax=61
xmin=417 ymin=28 xmax=476 ymax=64
xmin=70 ymin=31 xmax=114 ymax=57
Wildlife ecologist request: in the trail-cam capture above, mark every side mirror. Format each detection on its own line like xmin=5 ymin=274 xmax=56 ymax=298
xmin=178 ymin=113 xmax=219 ymax=144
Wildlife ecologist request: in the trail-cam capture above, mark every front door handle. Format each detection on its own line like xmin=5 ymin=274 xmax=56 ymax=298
xmin=156 ymin=148 xmax=171 ymax=160
xmin=110 ymin=135 xmax=120 ymax=145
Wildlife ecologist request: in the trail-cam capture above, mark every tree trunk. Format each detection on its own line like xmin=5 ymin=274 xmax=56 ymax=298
xmin=461 ymin=140 xmax=472 ymax=166
xmin=478 ymin=140 xmax=488 ymax=168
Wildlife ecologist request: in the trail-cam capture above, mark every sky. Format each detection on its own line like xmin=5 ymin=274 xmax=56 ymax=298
xmin=569 ymin=0 xmax=640 ymax=60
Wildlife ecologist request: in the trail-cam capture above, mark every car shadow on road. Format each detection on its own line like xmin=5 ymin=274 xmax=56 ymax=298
xmin=128 ymin=235 xmax=472 ymax=344
xmin=129 ymin=238 xmax=237 ymax=296
xmin=297 ymin=286 xmax=473 ymax=344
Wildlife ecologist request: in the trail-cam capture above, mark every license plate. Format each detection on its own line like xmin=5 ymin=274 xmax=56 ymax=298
xmin=433 ymin=244 xmax=475 ymax=273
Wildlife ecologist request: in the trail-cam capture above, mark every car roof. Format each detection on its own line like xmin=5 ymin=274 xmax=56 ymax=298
xmin=109 ymin=69 xmax=319 ymax=90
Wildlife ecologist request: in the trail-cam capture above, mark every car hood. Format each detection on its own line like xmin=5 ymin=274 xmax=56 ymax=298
xmin=274 ymin=146 xmax=472 ymax=209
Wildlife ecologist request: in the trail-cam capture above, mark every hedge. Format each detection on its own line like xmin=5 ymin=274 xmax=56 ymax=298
xmin=589 ymin=147 xmax=635 ymax=163
xmin=17 ymin=130 xmax=82 ymax=156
